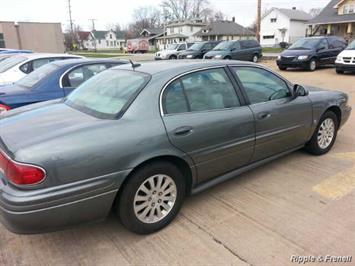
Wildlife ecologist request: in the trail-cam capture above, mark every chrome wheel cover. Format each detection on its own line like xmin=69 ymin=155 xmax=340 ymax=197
xmin=134 ymin=174 xmax=177 ymax=224
xmin=310 ymin=60 xmax=316 ymax=71
xmin=253 ymin=55 xmax=258 ymax=63
xmin=317 ymin=118 xmax=335 ymax=149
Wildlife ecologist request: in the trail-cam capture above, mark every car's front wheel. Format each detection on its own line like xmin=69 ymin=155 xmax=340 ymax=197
xmin=117 ymin=161 xmax=186 ymax=234
xmin=252 ymin=54 xmax=259 ymax=63
xmin=336 ymin=68 xmax=344 ymax=74
xmin=305 ymin=111 xmax=338 ymax=155
xmin=307 ymin=59 xmax=317 ymax=71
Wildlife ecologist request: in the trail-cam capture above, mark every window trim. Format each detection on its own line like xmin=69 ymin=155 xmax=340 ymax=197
xmin=227 ymin=65 xmax=293 ymax=106
xmin=160 ymin=66 xmax=245 ymax=116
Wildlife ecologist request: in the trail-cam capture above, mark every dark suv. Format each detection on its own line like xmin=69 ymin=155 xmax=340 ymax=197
xmin=178 ymin=41 xmax=220 ymax=59
xmin=277 ymin=36 xmax=347 ymax=71
xmin=204 ymin=40 xmax=262 ymax=62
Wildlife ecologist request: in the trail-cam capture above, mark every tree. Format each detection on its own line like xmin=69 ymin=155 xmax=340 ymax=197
xmin=161 ymin=0 xmax=211 ymax=20
xmin=129 ymin=6 xmax=162 ymax=36
xmin=309 ymin=8 xmax=322 ymax=18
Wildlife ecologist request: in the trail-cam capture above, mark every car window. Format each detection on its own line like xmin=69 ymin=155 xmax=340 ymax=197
xmin=329 ymin=38 xmax=346 ymax=49
xmin=233 ymin=67 xmax=291 ymax=104
xmin=164 ymin=68 xmax=240 ymax=114
xmin=65 ymin=64 xmax=108 ymax=88
xmin=232 ymin=42 xmax=241 ymax=50
xmin=66 ymin=69 xmax=150 ymax=119
xmin=32 ymin=58 xmax=52 ymax=70
xmin=19 ymin=62 xmax=31 ymax=74
xmin=16 ymin=63 xmax=60 ymax=88
xmin=318 ymin=39 xmax=328 ymax=50
xmin=177 ymin=44 xmax=186 ymax=51
xmin=0 ymin=56 xmax=27 ymax=73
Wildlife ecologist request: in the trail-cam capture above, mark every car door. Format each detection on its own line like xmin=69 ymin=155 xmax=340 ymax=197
xmin=231 ymin=42 xmax=245 ymax=60
xmin=316 ymin=38 xmax=330 ymax=65
xmin=161 ymin=67 xmax=255 ymax=183
xmin=61 ymin=63 xmax=109 ymax=95
xmin=230 ymin=66 xmax=313 ymax=162
xmin=328 ymin=37 xmax=346 ymax=63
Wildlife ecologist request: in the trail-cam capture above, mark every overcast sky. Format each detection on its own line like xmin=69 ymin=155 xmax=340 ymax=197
xmin=0 ymin=0 xmax=329 ymax=30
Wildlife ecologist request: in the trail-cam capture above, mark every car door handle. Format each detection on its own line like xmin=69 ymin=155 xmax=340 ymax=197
xmin=174 ymin=126 xmax=193 ymax=136
xmin=257 ymin=112 xmax=271 ymax=120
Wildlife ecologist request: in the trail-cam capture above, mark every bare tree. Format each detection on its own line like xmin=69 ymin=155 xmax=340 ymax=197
xmin=129 ymin=6 xmax=162 ymax=36
xmin=161 ymin=0 xmax=211 ymax=20
xmin=309 ymin=8 xmax=322 ymax=18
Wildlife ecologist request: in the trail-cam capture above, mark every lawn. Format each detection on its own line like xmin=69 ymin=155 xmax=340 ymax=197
xmin=262 ymin=47 xmax=284 ymax=53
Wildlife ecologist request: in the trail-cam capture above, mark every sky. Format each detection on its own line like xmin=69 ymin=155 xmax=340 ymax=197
xmin=0 ymin=0 xmax=330 ymax=30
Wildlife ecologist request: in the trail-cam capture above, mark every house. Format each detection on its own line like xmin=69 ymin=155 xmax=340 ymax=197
xmin=260 ymin=8 xmax=312 ymax=47
xmin=194 ymin=19 xmax=255 ymax=41
xmin=83 ymin=29 xmax=126 ymax=50
xmin=0 ymin=21 xmax=64 ymax=52
xmin=308 ymin=0 xmax=355 ymax=41
xmin=140 ymin=28 xmax=164 ymax=50
xmin=77 ymin=31 xmax=90 ymax=49
xmin=156 ymin=19 xmax=206 ymax=49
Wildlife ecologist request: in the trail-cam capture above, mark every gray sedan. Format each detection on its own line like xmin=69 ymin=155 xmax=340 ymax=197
xmin=0 ymin=61 xmax=351 ymax=234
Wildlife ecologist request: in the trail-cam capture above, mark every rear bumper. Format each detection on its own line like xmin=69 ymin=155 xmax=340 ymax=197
xmin=335 ymin=63 xmax=355 ymax=72
xmin=0 ymin=169 xmax=130 ymax=234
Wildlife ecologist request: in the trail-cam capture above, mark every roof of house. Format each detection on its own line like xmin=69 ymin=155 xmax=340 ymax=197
xmin=77 ymin=31 xmax=91 ymax=40
xmin=116 ymin=31 xmax=126 ymax=39
xmin=167 ymin=20 xmax=207 ymax=27
xmin=308 ymin=0 xmax=355 ymax=24
xmin=194 ymin=21 xmax=255 ymax=37
xmin=277 ymin=8 xmax=312 ymax=21
xmin=141 ymin=28 xmax=164 ymax=35
xmin=91 ymin=30 xmax=108 ymax=39
xmin=156 ymin=33 xmax=188 ymax=39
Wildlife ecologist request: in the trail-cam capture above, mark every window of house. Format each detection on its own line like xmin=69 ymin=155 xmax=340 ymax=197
xmin=232 ymin=67 xmax=290 ymax=104
xmin=110 ymin=34 xmax=112 ymax=39
xmin=170 ymin=27 xmax=174 ymax=34
xmin=344 ymin=5 xmax=349 ymax=14
xmin=179 ymin=27 xmax=182 ymax=33
xmin=98 ymin=39 xmax=101 ymax=44
xmin=270 ymin=18 xmax=277 ymax=23
xmin=106 ymin=41 xmax=109 ymax=46
xmin=0 ymin=33 xmax=5 ymax=48
xmin=110 ymin=41 xmax=113 ymax=46
xmin=349 ymin=5 xmax=354 ymax=13
xmin=190 ymin=26 xmax=193 ymax=32
xmin=263 ymin=35 xmax=275 ymax=39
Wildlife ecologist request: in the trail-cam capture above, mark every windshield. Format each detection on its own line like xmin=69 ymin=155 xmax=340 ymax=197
xmin=0 ymin=56 xmax=27 ymax=73
xmin=288 ymin=38 xmax=321 ymax=50
xmin=16 ymin=63 xmax=60 ymax=88
xmin=346 ymin=40 xmax=355 ymax=50
xmin=66 ymin=69 xmax=150 ymax=119
xmin=213 ymin=41 xmax=233 ymax=51
xmin=188 ymin=42 xmax=205 ymax=51
xmin=166 ymin=44 xmax=179 ymax=50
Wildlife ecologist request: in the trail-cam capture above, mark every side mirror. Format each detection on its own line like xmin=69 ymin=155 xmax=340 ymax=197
xmin=317 ymin=46 xmax=326 ymax=52
xmin=292 ymin=84 xmax=308 ymax=99
xmin=231 ymin=48 xmax=236 ymax=51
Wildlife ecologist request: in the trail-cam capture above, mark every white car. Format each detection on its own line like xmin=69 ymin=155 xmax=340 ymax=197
xmin=0 ymin=53 xmax=83 ymax=85
xmin=155 ymin=43 xmax=193 ymax=60
xmin=335 ymin=40 xmax=355 ymax=74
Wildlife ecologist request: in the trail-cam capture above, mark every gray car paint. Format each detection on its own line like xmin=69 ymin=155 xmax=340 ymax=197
xmin=0 ymin=60 xmax=351 ymax=234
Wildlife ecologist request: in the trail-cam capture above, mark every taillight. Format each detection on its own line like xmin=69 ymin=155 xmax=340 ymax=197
xmin=0 ymin=104 xmax=11 ymax=114
xmin=0 ymin=151 xmax=46 ymax=185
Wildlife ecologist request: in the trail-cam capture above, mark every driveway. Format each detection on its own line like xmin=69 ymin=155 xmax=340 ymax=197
xmin=1 ymin=62 xmax=354 ymax=266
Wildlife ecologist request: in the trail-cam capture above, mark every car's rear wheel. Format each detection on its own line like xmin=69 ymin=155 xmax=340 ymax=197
xmin=169 ymin=55 xmax=177 ymax=60
xmin=117 ymin=161 xmax=186 ymax=234
xmin=305 ymin=111 xmax=338 ymax=155
xmin=307 ymin=59 xmax=317 ymax=71
xmin=252 ymin=54 xmax=258 ymax=63
xmin=224 ymin=56 xmax=232 ymax=60
xmin=278 ymin=66 xmax=287 ymax=71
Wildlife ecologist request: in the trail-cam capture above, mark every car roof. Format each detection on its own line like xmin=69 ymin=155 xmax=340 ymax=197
xmin=8 ymin=53 xmax=83 ymax=60
xmin=51 ymin=58 xmax=128 ymax=67
xmin=114 ymin=60 xmax=255 ymax=75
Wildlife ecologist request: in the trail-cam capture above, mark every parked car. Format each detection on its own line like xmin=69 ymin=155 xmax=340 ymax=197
xmin=0 ymin=59 xmax=127 ymax=113
xmin=0 ymin=53 xmax=83 ymax=86
xmin=0 ymin=54 xmax=15 ymax=64
xmin=0 ymin=61 xmax=351 ymax=234
xmin=335 ymin=40 xmax=355 ymax=74
xmin=204 ymin=40 xmax=262 ymax=62
xmin=155 ymin=42 xmax=194 ymax=60
xmin=0 ymin=49 xmax=33 ymax=54
xmin=276 ymin=36 xmax=347 ymax=71
xmin=178 ymin=41 xmax=220 ymax=59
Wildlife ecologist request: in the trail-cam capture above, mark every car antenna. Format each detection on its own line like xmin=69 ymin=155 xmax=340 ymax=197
xmin=129 ymin=59 xmax=141 ymax=70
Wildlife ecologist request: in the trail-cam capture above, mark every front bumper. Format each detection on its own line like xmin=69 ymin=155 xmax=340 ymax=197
xmin=0 ymin=169 xmax=130 ymax=234
xmin=340 ymin=104 xmax=352 ymax=128
xmin=335 ymin=62 xmax=355 ymax=72
xmin=276 ymin=59 xmax=310 ymax=68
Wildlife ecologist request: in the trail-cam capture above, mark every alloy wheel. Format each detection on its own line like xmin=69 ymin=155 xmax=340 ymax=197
xmin=133 ymin=174 xmax=177 ymax=224
xmin=317 ymin=118 xmax=335 ymax=149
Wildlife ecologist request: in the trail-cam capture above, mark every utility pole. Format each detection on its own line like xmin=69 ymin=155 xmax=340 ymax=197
xmin=89 ymin=19 xmax=97 ymax=52
xmin=256 ymin=0 xmax=261 ymax=42
xmin=68 ymin=0 xmax=75 ymax=50
xmin=89 ymin=18 xmax=96 ymax=31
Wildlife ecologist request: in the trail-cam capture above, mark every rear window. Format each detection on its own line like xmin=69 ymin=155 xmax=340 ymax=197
xmin=16 ymin=63 xmax=59 ymax=88
xmin=0 ymin=56 xmax=27 ymax=73
xmin=65 ymin=69 xmax=150 ymax=119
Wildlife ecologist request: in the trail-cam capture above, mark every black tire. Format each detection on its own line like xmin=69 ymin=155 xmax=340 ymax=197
xmin=336 ymin=68 xmax=344 ymax=74
xmin=305 ymin=111 xmax=339 ymax=155
xmin=224 ymin=56 xmax=232 ymax=60
xmin=117 ymin=161 xmax=186 ymax=234
xmin=251 ymin=54 xmax=258 ymax=63
xmin=307 ymin=59 xmax=317 ymax=71
xmin=169 ymin=55 xmax=177 ymax=60
xmin=278 ymin=66 xmax=287 ymax=71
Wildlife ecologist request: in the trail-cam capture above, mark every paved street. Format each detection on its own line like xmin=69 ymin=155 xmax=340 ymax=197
xmin=1 ymin=62 xmax=354 ymax=266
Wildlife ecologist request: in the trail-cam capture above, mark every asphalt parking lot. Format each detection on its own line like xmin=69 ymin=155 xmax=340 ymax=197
xmin=1 ymin=61 xmax=354 ymax=266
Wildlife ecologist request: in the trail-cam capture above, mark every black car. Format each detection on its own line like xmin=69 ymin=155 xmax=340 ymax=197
xmin=204 ymin=40 xmax=262 ymax=62
xmin=277 ymin=36 xmax=347 ymax=71
xmin=178 ymin=41 xmax=220 ymax=59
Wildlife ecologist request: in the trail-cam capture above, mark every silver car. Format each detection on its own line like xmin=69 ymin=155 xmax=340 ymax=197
xmin=0 ymin=61 xmax=351 ymax=234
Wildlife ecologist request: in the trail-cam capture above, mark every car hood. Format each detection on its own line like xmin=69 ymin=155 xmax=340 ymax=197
xmin=180 ymin=50 xmax=200 ymax=56
xmin=0 ymin=101 xmax=101 ymax=154
xmin=281 ymin=49 xmax=314 ymax=57
xmin=158 ymin=49 xmax=176 ymax=55
xmin=338 ymin=50 xmax=355 ymax=57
